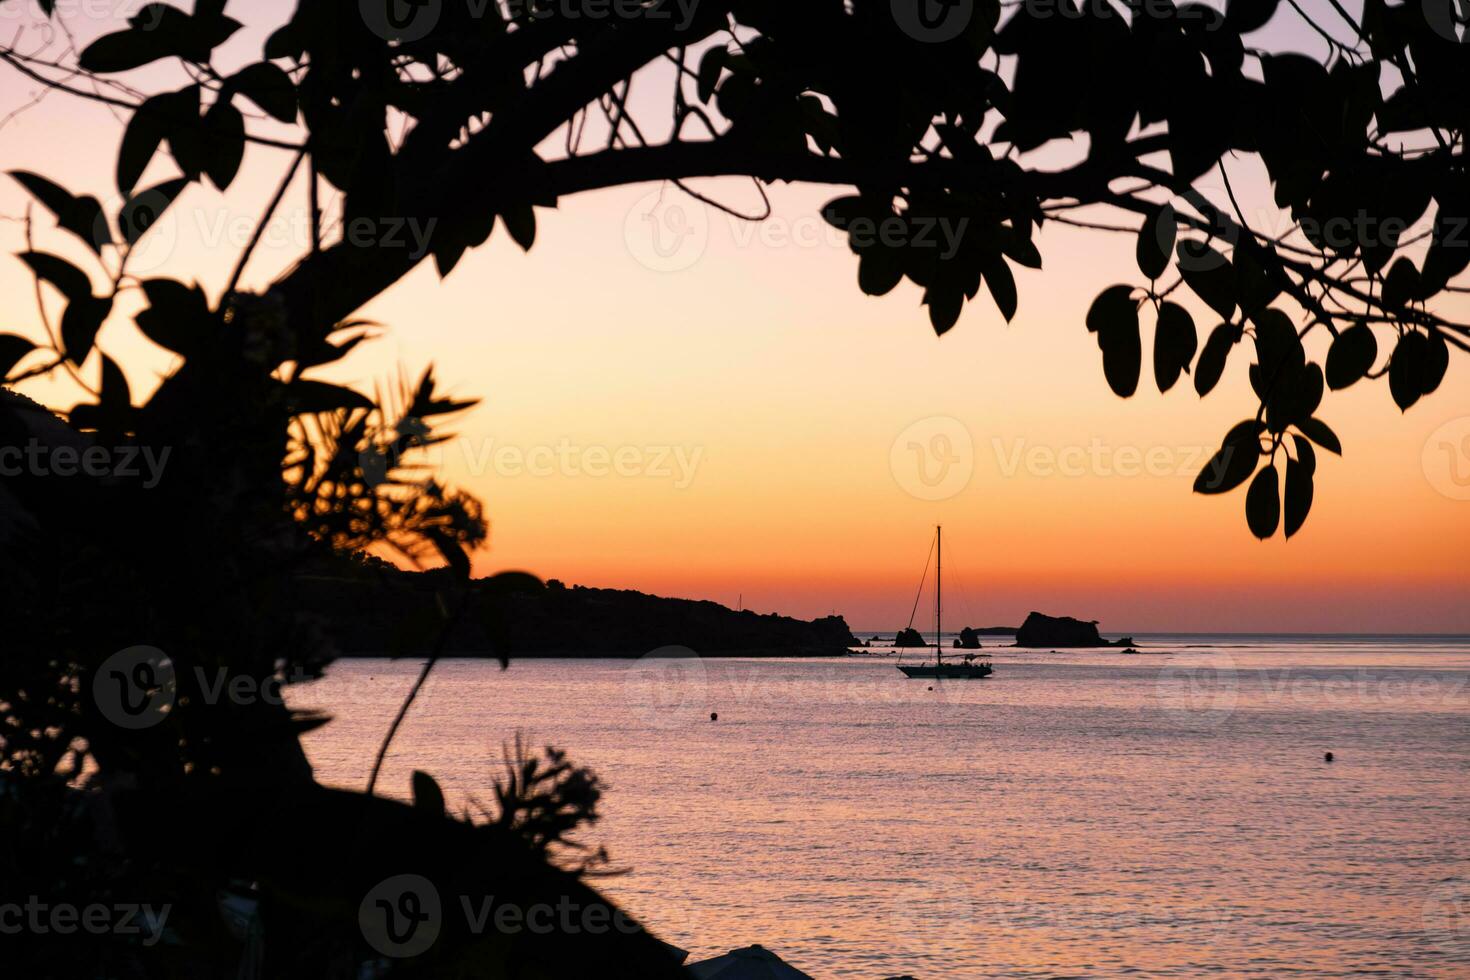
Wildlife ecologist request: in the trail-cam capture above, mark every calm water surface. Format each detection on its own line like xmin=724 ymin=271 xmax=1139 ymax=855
xmin=289 ymin=637 xmax=1470 ymax=978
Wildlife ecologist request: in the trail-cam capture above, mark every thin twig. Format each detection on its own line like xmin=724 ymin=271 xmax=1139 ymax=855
xmin=366 ymin=589 xmax=473 ymax=797
xmin=223 ymin=147 xmax=307 ymax=301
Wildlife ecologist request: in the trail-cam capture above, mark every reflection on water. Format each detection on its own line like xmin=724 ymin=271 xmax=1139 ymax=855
xmin=289 ymin=638 xmax=1470 ymax=978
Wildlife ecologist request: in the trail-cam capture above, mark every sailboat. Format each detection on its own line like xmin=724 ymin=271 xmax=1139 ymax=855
xmin=897 ymin=525 xmax=993 ymax=680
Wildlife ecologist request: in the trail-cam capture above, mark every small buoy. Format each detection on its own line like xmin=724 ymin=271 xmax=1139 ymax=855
xmin=928 ymin=686 xmax=934 ymax=691
xmin=1324 ymin=751 xmax=1334 ymax=763
xmin=710 ymin=712 xmax=718 ymax=722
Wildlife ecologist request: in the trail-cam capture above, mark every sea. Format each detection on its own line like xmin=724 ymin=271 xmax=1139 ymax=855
xmin=288 ymin=635 xmax=1470 ymax=979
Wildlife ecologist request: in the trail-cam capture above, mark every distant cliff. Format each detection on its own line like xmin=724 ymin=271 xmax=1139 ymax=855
xmin=1014 ymin=612 xmax=1132 ymax=648
xmin=297 ymin=567 xmax=859 ymax=658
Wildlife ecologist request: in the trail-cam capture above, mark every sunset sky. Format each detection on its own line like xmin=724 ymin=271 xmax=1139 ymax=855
xmin=2 ymin=1 xmax=1467 ymax=632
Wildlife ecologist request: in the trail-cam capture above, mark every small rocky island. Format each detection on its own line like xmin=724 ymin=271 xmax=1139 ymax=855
xmin=952 ymin=628 xmax=987 ymax=652
xmin=893 ymin=627 xmax=929 ymax=647
xmin=1014 ymin=611 xmax=1134 ymax=648
xmin=299 ymin=562 xmax=859 ymax=658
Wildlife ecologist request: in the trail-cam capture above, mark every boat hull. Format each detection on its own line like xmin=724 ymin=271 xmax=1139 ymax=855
xmin=897 ymin=663 xmax=993 ymax=679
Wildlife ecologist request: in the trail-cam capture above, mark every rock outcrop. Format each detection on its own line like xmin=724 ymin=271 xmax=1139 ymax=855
xmin=893 ymin=627 xmax=928 ymax=648
xmin=1014 ymin=611 xmax=1133 ymax=648
xmin=954 ymin=627 xmax=984 ymax=649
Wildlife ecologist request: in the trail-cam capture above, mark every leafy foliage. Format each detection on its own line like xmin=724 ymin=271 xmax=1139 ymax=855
xmin=476 ymin=739 xmax=612 ymax=876
xmin=9 ymin=0 xmax=1463 ymax=535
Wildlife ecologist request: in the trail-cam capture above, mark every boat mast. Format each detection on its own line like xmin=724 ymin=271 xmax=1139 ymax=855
xmin=935 ymin=524 xmax=942 ymax=665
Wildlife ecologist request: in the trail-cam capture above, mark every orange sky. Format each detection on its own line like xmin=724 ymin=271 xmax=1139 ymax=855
xmin=2 ymin=2 xmax=1467 ymax=632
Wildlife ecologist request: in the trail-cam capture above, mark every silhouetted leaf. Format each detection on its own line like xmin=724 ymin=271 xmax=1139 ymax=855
xmin=1292 ymin=434 xmax=1317 ymax=476
xmin=1251 ymin=308 xmax=1304 ymax=404
xmin=1266 ymin=361 xmax=1323 ymax=434
xmin=1226 ymin=0 xmax=1280 ymax=33
xmin=1194 ymin=419 xmax=1264 ymax=494
xmin=1422 ymin=330 xmax=1449 ymax=397
xmin=119 ymin=4 xmax=242 ymax=63
xmin=1233 ymin=248 xmax=1279 ymax=316
xmin=61 ymin=296 xmax=113 ymax=365
xmin=1087 ymin=285 xmax=1141 ymax=397
xmin=118 ymin=97 xmax=170 ymax=195
xmin=164 ymin=85 xmax=208 ymax=179
xmin=1245 ymin=464 xmax=1280 ymax=539
xmin=1388 ymin=331 xmax=1427 ymax=411
xmin=9 ymin=171 xmax=109 ymax=254
xmin=228 ymin=62 xmax=297 ymax=123
xmin=822 ymin=195 xmax=887 ymax=232
xmin=1325 ymin=324 xmax=1377 ymax=390
xmin=1086 ymin=285 xmax=1135 ymax=335
xmin=0 ymin=334 xmax=38 ymax=377
xmin=98 ymin=353 xmax=132 ymax=419
xmin=203 ymin=101 xmax=245 ymax=190
xmin=1136 ymin=203 xmax=1175 ymax=281
xmin=1284 ymin=445 xmax=1314 ymax=538
xmin=697 ymin=47 xmax=727 ymax=103
xmin=1295 ymin=416 xmax=1342 ymax=454
xmin=119 ymin=178 xmax=189 ymax=245
xmin=858 ymin=247 xmax=903 ymax=296
xmin=1177 ymin=241 xmax=1236 ymax=319
xmin=412 ymin=770 xmax=445 ymax=815
xmin=135 ymin=279 xmax=212 ymax=355
xmin=263 ymin=20 xmax=304 ymax=61
xmin=926 ymin=287 xmax=963 ymax=335
xmin=999 ymin=228 xmax=1042 ymax=269
xmin=1421 ymin=183 xmax=1470 ymax=293
xmin=983 ymin=255 xmax=1017 ymax=322
xmin=79 ymin=27 xmax=175 ymax=73
xmin=18 ymin=251 xmax=93 ymax=302
xmin=502 ymin=204 xmax=536 ymax=251
xmin=1153 ymin=302 xmax=1197 ymax=393
xmin=1380 ymin=257 xmax=1422 ymax=311
xmin=1194 ymin=321 xmax=1241 ymax=396
xmin=433 ymin=236 xmax=470 ymax=278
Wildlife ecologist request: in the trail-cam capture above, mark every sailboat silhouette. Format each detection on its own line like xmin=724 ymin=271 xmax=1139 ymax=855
xmin=897 ymin=526 xmax=994 ymax=680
